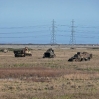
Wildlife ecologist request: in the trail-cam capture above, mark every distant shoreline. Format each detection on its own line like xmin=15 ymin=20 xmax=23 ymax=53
xmin=0 ymin=44 xmax=99 ymax=45
xmin=0 ymin=44 xmax=99 ymax=49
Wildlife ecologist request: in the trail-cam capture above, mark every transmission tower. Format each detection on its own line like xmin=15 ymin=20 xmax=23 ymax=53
xmin=50 ymin=19 xmax=56 ymax=44
xmin=70 ymin=19 xmax=76 ymax=45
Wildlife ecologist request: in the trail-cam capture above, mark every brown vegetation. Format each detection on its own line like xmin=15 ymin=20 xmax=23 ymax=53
xmin=0 ymin=67 xmax=67 ymax=82
xmin=0 ymin=47 xmax=99 ymax=99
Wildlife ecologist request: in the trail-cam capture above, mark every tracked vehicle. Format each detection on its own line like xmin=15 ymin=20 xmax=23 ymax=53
xmin=14 ymin=50 xmax=25 ymax=57
xmin=14 ymin=47 xmax=32 ymax=57
xmin=43 ymin=48 xmax=56 ymax=58
xmin=68 ymin=52 xmax=92 ymax=62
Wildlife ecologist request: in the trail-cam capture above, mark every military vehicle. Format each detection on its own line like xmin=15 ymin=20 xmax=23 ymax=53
xmin=43 ymin=48 xmax=56 ymax=58
xmin=14 ymin=50 xmax=25 ymax=57
xmin=14 ymin=47 xmax=32 ymax=57
xmin=68 ymin=52 xmax=92 ymax=62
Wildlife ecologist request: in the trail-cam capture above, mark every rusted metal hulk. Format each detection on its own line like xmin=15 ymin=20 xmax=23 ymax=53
xmin=68 ymin=52 xmax=92 ymax=62
xmin=14 ymin=47 xmax=32 ymax=57
xmin=14 ymin=50 xmax=25 ymax=57
xmin=43 ymin=48 xmax=56 ymax=58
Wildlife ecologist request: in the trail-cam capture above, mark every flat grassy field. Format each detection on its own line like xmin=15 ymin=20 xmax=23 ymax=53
xmin=0 ymin=47 xmax=99 ymax=99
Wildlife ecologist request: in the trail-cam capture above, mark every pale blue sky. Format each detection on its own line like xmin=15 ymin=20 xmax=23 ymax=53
xmin=0 ymin=0 xmax=99 ymax=44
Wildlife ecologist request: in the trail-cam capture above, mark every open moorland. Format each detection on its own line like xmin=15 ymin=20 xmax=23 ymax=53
xmin=0 ymin=45 xmax=99 ymax=99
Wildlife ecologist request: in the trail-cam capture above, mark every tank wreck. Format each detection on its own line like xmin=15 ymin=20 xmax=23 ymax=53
xmin=13 ymin=47 xmax=32 ymax=57
xmin=68 ymin=52 xmax=92 ymax=62
xmin=43 ymin=48 xmax=56 ymax=58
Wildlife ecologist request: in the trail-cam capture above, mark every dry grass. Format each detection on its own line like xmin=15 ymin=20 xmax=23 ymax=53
xmin=0 ymin=47 xmax=99 ymax=99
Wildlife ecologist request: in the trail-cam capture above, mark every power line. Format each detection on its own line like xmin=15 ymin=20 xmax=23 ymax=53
xmin=0 ymin=34 xmax=49 ymax=38
xmin=0 ymin=25 xmax=49 ymax=29
xmin=0 ymin=23 xmax=99 ymax=44
xmin=0 ymin=30 xmax=49 ymax=34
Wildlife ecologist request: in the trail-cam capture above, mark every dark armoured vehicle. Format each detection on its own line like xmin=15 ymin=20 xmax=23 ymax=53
xmin=43 ymin=48 xmax=56 ymax=58
xmin=14 ymin=50 xmax=25 ymax=57
xmin=68 ymin=52 xmax=92 ymax=62
xmin=14 ymin=47 xmax=32 ymax=57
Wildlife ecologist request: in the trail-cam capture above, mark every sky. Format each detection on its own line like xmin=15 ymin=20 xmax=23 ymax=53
xmin=0 ymin=0 xmax=99 ymax=44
